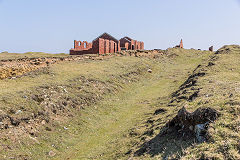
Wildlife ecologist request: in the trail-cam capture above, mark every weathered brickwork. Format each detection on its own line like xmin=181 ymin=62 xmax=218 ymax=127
xmin=175 ymin=39 xmax=184 ymax=48
xmin=180 ymin=39 xmax=183 ymax=48
xmin=119 ymin=37 xmax=144 ymax=50
xmin=70 ymin=33 xmax=144 ymax=55
xmin=110 ymin=40 xmax=115 ymax=53
xmin=104 ymin=39 xmax=109 ymax=54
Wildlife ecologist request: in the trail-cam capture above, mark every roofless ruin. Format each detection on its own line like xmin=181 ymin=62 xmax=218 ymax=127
xmin=70 ymin=32 xmax=144 ymax=55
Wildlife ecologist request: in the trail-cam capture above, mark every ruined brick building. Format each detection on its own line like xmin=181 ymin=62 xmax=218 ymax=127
xmin=70 ymin=33 xmax=144 ymax=55
xmin=119 ymin=37 xmax=144 ymax=50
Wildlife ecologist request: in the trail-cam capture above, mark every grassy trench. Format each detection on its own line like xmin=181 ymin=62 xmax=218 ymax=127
xmin=49 ymin=49 xmax=212 ymax=160
xmin=0 ymin=49 xmax=212 ymax=159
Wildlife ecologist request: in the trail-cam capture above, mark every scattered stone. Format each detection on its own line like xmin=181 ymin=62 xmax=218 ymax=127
xmin=63 ymin=88 xmax=68 ymax=93
xmin=32 ymin=95 xmax=44 ymax=103
xmin=10 ymin=117 xmax=20 ymax=126
xmin=147 ymin=69 xmax=152 ymax=73
xmin=41 ymin=120 xmax=46 ymax=125
xmin=208 ymin=62 xmax=215 ymax=66
xmin=189 ymin=125 xmax=194 ymax=131
xmin=194 ymin=123 xmax=208 ymax=143
xmin=15 ymin=110 xmax=22 ymax=114
xmin=45 ymin=127 xmax=52 ymax=131
xmin=48 ymin=151 xmax=56 ymax=157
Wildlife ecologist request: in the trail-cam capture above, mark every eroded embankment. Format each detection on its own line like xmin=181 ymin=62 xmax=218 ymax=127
xmin=0 ymin=50 xmax=164 ymax=80
xmin=0 ymin=55 xmax=114 ymax=80
xmin=125 ymin=53 xmax=219 ymax=159
xmin=128 ymin=45 xmax=240 ymax=160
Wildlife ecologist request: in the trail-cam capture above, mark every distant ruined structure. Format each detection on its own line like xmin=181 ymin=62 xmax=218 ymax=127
xmin=175 ymin=39 xmax=183 ymax=48
xmin=70 ymin=33 xmax=144 ymax=55
xmin=209 ymin=46 xmax=214 ymax=52
xmin=119 ymin=37 xmax=144 ymax=50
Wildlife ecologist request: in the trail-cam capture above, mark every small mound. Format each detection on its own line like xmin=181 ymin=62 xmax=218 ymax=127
xmin=168 ymin=106 xmax=220 ymax=142
xmin=215 ymin=45 xmax=240 ymax=54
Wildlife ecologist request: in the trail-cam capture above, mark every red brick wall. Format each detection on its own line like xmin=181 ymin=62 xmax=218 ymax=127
xmin=109 ymin=40 xmax=115 ymax=53
xmin=92 ymin=39 xmax=99 ymax=54
xmin=98 ymin=38 xmax=105 ymax=54
xmin=120 ymin=38 xmax=130 ymax=48
xmin=114 ymin=43 xmax=117 ymax=52
xmin=131 ymin=40 xmax=135 ymax=50
xmin=120 ymin=37 xmax=145 ymax=51
xmin=104 ymin=40 xmax=110 ymax=54
xmin=118 ymin=41 xmax=121 ymax=52
xmin=70 ymin=48 xmax=93 ymax=55
xmin=70 ymin=34 xmax=144 ymax=55
xmin=74 ymin=40 xmax=92 ymax=50
xmin=125 ymin=43 xmax=129 ymax=49
xmin=70 ymin=40 xmax=94 ymax=55
xmin=140 ymin=42 xmax=144 ymax=50
xmin=92 ymin=38 xmax=118 ymax=54
xmin=138 ymin=42 xmax=141 ymax=49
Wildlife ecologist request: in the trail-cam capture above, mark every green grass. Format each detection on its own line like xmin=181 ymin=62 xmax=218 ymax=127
xmin=178 ymin=45 xmax=240 ymax=159
xmin=0 ymin=55 xmax=156 ymax=159
xmin=1 ymin=47 xmax=239 ymax=159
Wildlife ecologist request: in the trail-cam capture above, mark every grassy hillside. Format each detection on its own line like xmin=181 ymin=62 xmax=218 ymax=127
xmin=0 ymin=47 xmax=239 ymax=159
xmin=126 ymin=45 xmax=240 ymax=160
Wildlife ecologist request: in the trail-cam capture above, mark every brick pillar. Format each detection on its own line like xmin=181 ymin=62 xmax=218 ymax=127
xmin=180 ymin=39 xmax=183 ymax=48
xmin=109 ymin=40 xmax=114 ymax=53
xmin=99 ymin=38 xmax=105 ymax=54
xmin=74 ymin=40 xmax=76 ymax=49
xmin=118 ymin=41 xmax=121 ymax=52
xmin=125 ymin=42 xmax=129 ymax=50
xmin=113 ymin=42 xmax=116 ymax=52
xmin=104 ymin=40 xmax=109 ymax=54
xmin=131 ymin=40 xmax=134 ymax=50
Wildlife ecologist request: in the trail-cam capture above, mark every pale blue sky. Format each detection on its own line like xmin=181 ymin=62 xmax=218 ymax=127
xmin=0 ymin=0 xmax=240 ymax=53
